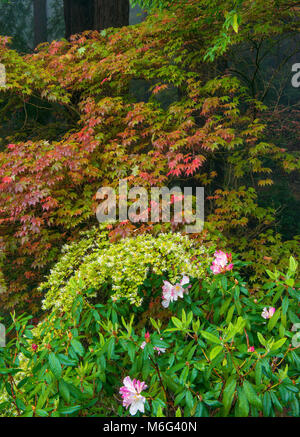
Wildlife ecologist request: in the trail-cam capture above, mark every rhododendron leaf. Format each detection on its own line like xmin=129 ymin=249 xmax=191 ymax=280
xmin=48 ymin=352 xmax=62 ymax=380
xmin=222 ymin=376 xmax=237 ymax=415
xmin=267 ymin=309 xmax=281 ymax=331
xmin=288 ymin=256 xmax=298 ymax=273
xmin=57 ymin=354 xmax=77 ymax=367
xmin=210 ymin=345 xmax=223 ymax=361
xmin=152 ymin=339 xmax=169 ymax=349
xmin=179 ymin=366 xmax=189 ymax=384
xmin=171 ymin=317 xmax=183 ymax=329
xmin=257 ymin=332 xmax=266 ymax=347
xmin=270 ymin=338 xmax=286 ymax=351
xmin=150 ymin=318 xmax=160 ymax=331
xmin=58 ymin=405 xmax=82 ymax=415
xmin=185 ymin=391 xmax=194 ymax=410
xmin=175 ymin=407 xmax=182 ymax=417
xmin=35 ymin=409 xmax=49 ymax=417
xmin=225 ymin=305 xmax=235 ymax=324
xmin=255 ymin=361 xmax=262 ymax=386
xmin=243 ymin=381 xmax=262 ymax=409
xmin=236 ymin=387 xmax=249 ymax=417
xmin=263 ymin=392 xmax=272 ymax=417
xmin=127 ymin=342 xmax=136 ymax=362
xmin=200 ymin=331 xmax=222 ymax=344
xmin=70 ymin=339 xmax=85 ymax=357
xmin=59 ymin=379 xmax=71 ymax=404
xmin=107 ymin=337 xmax=115 ymax=360
xmin=220 ymin=297 xmax=232 ymax=315
xmin=195 ymin=402 xmax=209 ymax=417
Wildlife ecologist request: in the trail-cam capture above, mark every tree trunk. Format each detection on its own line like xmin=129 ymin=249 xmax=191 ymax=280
xmin=64 ymin=0 xmax=94 ymax=39
xmin=33 ymin=0 xmax=48 ymax=47
xmin=94 ymin=0 xmax=129 ymax=31
xmin=63 ymin=0 xmax=129 ymax=39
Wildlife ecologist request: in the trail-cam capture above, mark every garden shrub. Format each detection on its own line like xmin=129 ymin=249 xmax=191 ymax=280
xmin=0 ymin=251 xmax=298 ymax=417
xmin=0 ymin=0 xmax=299 ymax=311
xmin=40 ymin=227 xmax=210 ymax=310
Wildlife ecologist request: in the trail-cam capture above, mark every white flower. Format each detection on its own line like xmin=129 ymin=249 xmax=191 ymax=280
xmin=119 ymin=376 xmax=147 ymax=415
xmin=261 ymin=307 xmax=276 ymax=319
xmin=161 ymin=276 xmax=190 ymax=307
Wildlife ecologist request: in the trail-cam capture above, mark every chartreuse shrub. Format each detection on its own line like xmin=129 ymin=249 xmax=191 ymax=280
xmin=40 ymin=227 xmax=210 ymax=310
xmin=0 ymin=246 xmax=299 ymax=417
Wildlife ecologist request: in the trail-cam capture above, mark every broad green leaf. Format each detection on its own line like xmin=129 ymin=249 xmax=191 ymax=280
xmin=59 ymin=379 xmax=70 ymax=403
xmin=255 ymin=361 xmax=262 ymax=385
xmin=200 ymin=331 xmax=222 ymax=345
xmin=58 ymin=405 xmax=81 ymax=415
xmin=257 ymin=332 xmax=266 ymax=347
xmin=226 ymin=305 xmax=235 ymax=324
xmin=267 ymin=309 xmax=281 ymax=331
xmin=222 ymin=376 xmax=237 ymax=415
xmin=243 ymin=380 xmax=262 ymax=409
xmin=210 ymin=345 xmax=223 ymax=361
xmin=70 ymin=339 xmax=85 ymax=357
xmin=270 ymin=338 xmax=286 ymax=351
xmin=232 ymin=13 xmax=239 ymax=33
xmin=48 ymin=352 xmax=62 ymax=379
xmin=236 ymin=387 xmax=249 ymax=417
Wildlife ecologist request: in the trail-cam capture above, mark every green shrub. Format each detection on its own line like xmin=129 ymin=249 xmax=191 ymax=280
xmin=0 ymin=250 xmax=298 ymax=417
xmin=40 ymin=227 xmax=210 ymax=310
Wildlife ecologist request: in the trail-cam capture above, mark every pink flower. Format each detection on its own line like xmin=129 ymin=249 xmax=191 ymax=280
xmin=162 ymin=276 xmax=190 ymax=308
xmin=140 ymin=331 xmax=150 ymax=350
xmin=261 ymin=307 xmax=276 ymax=319
xmin=153 ymin=343 xmax=166 ymax=355
xmin=119 ymin=376 xmax=147 ymax=415
xmin=31 ymin=344 xmax=38 ymax=352
xmin=248 ymin=346 xmax=255 ymax=353
xmin=140 ymin=332 xmax=166 ymax=355
xmin=210 ymin=250 xmax=233 ymax=275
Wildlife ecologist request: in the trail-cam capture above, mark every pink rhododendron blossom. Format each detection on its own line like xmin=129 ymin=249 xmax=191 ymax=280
xmin=153 ymin=343 xmax=166 ymax=355
xmin=261 ymin=307 xmax=276 ymax=319
xmin=140 ymin=332 xmax=166 ymax=354
xmin=210 ymin=250 xmax=233 ymax=275
xmin=162 ymin=276 xmax=190 ymax=308
xmin=248 ymin=346 xmax=255 ymax=353
xmin=140 ymin=331 xmax=151 ymax=350
xmin=119 ymin=376 xmax=147 ymax=415
xmin=140 ymin=341 xmax=146 ymax=349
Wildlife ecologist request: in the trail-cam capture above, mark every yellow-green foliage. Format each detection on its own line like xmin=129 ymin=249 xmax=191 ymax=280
xmin=0 ymin=252 xmax=6 ymax=295
xmin=0 ymin=271 xmax=6 ymax=295
xmin=40 ymin=226 xmax=210 ymax=311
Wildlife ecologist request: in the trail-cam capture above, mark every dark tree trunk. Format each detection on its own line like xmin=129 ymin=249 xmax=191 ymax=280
xmin=94 ymin=0 xmax=129 ymax=31
xmin=63 ymin=0 xmax=129 ymax=39
xmin=33 ymin=0 xmax=48 ymax=47
xmin=64 ymin=0 xmax=94 ymax=39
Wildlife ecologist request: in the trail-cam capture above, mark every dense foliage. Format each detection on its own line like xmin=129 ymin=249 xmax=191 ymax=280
xmin=0 ymin=0 xmax=299 ymax=418
xmin=0 ymin=249 xmax=299 ymax=417
xmin=0 ymin=0 xmax=299 ymax=312
xmin=39 ymin=227 xmax=210 ymax=310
